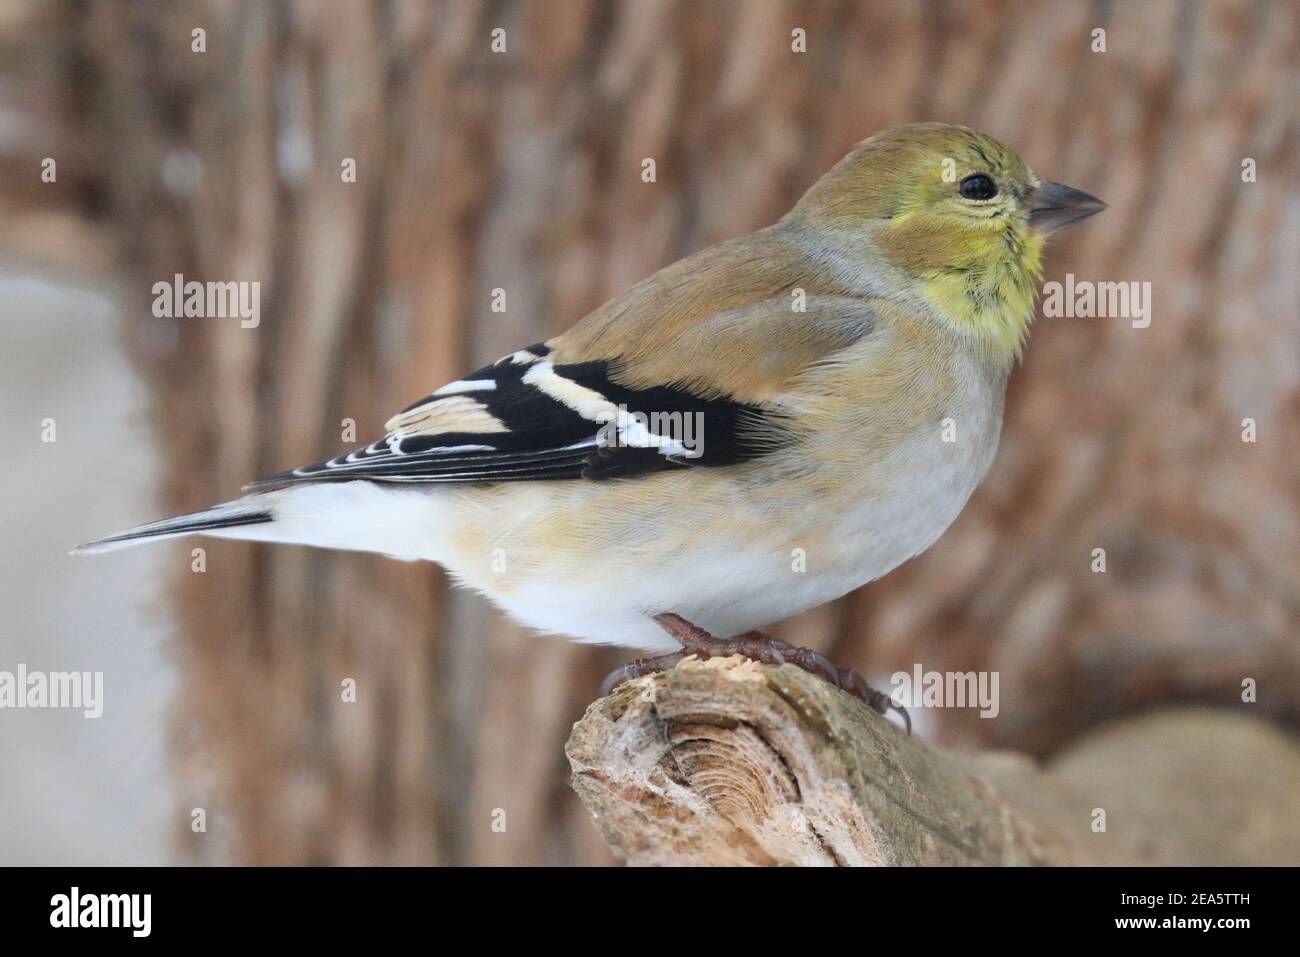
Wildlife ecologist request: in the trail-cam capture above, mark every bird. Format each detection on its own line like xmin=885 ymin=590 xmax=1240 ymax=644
xmin=76 ymin=122 xmax=1104 ymax=721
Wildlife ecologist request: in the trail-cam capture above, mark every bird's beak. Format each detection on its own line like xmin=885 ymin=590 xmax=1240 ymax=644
xmin=1029 ymin=181 xmax=1107 ymax=234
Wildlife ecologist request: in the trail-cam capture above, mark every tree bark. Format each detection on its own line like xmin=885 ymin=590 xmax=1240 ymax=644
xmin=568 ymin=659 xmax=1300 ymax=866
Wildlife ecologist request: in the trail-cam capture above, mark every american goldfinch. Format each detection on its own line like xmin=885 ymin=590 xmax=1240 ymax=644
xmin=77 ymin=122 xmax=1104 ymax=715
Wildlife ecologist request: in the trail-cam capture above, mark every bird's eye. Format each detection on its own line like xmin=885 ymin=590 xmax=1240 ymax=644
xmin=959 ymin=173 xmax=998 ymax=201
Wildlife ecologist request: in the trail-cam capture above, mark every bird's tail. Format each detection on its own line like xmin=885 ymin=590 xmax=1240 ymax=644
xmin=72 ymin=482 xmax=440 ymax=560
xmin=70 ymin=501 xmax=274 ymax=554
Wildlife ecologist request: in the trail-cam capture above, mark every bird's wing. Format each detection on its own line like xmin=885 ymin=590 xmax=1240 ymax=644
xmin=249 ymin=231 xmax=878 ymax=488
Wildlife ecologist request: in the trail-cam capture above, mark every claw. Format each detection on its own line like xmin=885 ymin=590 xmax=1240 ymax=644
xmin=885 ymin=700 xmax=912 ymax=735
xmin=598 ymin=650 xmax=686 ymax=697
xmin=598 ymin=663 xmax=636 ymax=698
xmin=801 ymin=648 xmax=841 ymax=685
xmin=601 ymin=612 xmax=909 ymax=733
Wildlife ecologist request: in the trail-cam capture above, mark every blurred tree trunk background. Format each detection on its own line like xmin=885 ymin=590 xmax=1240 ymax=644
xmin=9 ymin=0 xmax=1297 ymax=863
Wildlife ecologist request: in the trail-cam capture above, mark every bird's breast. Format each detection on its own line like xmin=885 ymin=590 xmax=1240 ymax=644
xmin=430 ymin=340 xmax=1007 ymax=649
xmin=775 ymin=341 xmax=1006 ymax=588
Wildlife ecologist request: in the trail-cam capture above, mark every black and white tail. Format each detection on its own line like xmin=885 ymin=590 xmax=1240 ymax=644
xmin=71 ymin=501 xmax=274 ymax=554
xmin=72 ymin=482 xmax=441 ymax=561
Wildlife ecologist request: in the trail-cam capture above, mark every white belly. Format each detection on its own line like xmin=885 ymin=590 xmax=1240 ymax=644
xmin=265 ymin=342 xmax=1010 ymax=651
xmin=452 ymin=374 xmax=1005 ymax=651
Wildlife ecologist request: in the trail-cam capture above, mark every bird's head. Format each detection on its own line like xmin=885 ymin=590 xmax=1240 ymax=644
xmin=788 ymin=122 xmax=1105 ymax=358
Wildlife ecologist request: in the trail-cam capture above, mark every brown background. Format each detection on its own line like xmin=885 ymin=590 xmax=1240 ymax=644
xmin=5 ymin=0 xmax=1298 ymax=864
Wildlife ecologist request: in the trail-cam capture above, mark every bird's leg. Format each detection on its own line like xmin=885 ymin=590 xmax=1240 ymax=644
xmin=599 ymin=612 xmax=910 ymax=733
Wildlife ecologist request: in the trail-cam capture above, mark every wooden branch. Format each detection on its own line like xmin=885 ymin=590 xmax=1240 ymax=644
xmin=566 ymin=656 xmax=1076 ymax=866
xmin=566 ymin=657 xmax=1300 ymax=866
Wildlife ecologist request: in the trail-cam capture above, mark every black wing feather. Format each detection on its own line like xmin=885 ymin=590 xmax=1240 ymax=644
xmin=247 ymin=355 xmax=782 ymax=490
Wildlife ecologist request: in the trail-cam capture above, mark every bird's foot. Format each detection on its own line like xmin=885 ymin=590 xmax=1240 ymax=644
xmin=599 ymin=612 xmax=910 ymax=733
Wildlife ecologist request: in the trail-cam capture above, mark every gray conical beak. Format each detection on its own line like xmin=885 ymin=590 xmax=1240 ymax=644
xmin=1029 ymin=181 xmax=1107 ymax=234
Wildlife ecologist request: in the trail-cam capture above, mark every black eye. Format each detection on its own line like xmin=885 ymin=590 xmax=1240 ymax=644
xmin=959 ymin=173 xmax=998 ymax=201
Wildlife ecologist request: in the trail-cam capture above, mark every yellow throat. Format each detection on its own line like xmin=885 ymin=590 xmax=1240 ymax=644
xmin=878 ymin=211 xmax=1045 ymax=360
